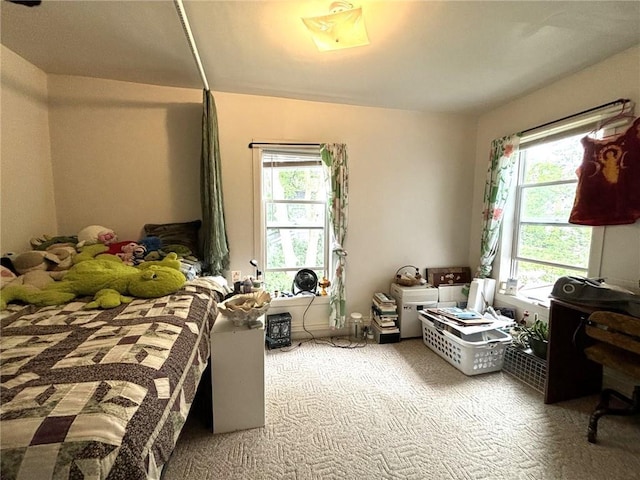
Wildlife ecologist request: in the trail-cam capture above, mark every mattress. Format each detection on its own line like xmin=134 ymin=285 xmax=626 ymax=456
xmin=0 ymin=277 xmax=223 ymax=480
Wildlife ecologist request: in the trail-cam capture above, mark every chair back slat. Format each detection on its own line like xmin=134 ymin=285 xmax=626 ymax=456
xmin=589 ymin=311 xmax=640 ymax=336
xmin=587 ymin=311 xmax=640 ymax=356
xmin=586 ymin=325 xmax=640 ymax=355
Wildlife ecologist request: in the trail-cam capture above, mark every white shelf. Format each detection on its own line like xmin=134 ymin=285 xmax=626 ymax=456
xmin=210 ymin=314 xmax=265 ymax=434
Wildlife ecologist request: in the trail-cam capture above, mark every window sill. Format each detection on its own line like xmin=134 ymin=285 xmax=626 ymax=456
xmin=494 ymin=292 xmax=549 ymax=310
xmin=494 ymin=292 xmax=550 ymax=323
xmin=271 ymin=295 xmax=330 ymax=308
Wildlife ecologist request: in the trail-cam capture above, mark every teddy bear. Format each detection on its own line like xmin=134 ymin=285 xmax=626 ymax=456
xmin=1 ymin=250 xmax=65 ymax=292
xmin=121 ymin=242 xmax=146 ymax=265
xmin=76 ymin=225 xmax=118 ymax=248
xmin=105 ymin=241 xmax=146 ymax=265
xmin=45 ymin=245 xmax=77 ymax=272
xmin=10 ymin=250 xmax=62 ymax=276
xmin=4 ymin=270 xmax=57 ymax=291
xmin=1 ymin=266 xmax=17 ymax=289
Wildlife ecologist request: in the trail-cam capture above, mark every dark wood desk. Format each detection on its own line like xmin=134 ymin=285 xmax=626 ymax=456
xmin=545 ymin=299 xmax=603 ymax=404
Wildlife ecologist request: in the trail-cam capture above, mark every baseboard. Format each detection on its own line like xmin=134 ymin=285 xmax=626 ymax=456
xmin=267 ymin=295 xmax=347 ymax=339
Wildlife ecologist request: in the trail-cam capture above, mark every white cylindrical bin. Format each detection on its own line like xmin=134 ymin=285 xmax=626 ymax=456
xmin=350 ymin=312 xmax=363 ymax=340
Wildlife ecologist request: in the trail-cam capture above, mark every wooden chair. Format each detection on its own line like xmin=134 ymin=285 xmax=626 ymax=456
xmin=584 ymin=311 xmax=640 ymax=443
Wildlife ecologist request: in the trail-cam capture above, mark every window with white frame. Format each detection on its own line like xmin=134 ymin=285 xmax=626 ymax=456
xmin=506 ymin=103 xmax=634 ymax=303
xmin=253 ymin=147 xmax=329 ymax=295
xmin=511 ymin=132 xmax=595 ymax=302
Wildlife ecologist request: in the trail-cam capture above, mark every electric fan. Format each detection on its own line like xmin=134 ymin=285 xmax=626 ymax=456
xmin=292 ymin=269 xmax=318 ymax=295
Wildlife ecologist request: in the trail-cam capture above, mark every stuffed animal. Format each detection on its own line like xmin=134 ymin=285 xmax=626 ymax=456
xmin=31 ymin=235 xmax=78 ymax=251
xmin=106 ymin=241 xmax=136 ymax=256
xmin=74 ymin=244 xmax=111 ymax=264
xmin=0 ymin=266 xmax=17 ymax=289
xmin=11 ymin=250 xmax=61 ymax=275
xmin=77 ymin=225 xmax=117 ymax=247
xmin=122 ymin=242 xmax=147 ymax=265
xmin=106 ymin=241 xmax=146 ymax=265
xmin=45 ymin=245 xmax=77 ymax=271
xmin=117 ymin=252 xmax=135 ymax=266
xmin=139 ymin=236 xmax=162 ymax=254
xmin=0 ymin=252 xmax=186 ymax=310
xmin=4 ymin=270 xmax=57 ymax=291
xmin=1 ymin=251 xmax=67 ymax=292
xmin=160 ymin=244 xmax=195 ymax=261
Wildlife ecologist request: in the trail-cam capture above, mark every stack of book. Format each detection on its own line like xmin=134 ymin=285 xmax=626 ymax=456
xmin=371 ymin=292 xmax=400 ymax=336
xmin=425 ymin=307 xmax=493 ymax=326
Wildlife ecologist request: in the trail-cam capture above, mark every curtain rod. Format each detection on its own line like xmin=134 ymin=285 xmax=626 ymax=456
xmin=248 ymin=142 xmax=322 ymax=148
xmin=173 ymin=0 xmax=210 ymax=91
xmin=520 ymin=98 xmax=630 ymax=135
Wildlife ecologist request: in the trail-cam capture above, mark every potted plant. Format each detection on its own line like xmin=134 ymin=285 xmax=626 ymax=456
xmin=523 ymin=319 xmax=549 ymax=360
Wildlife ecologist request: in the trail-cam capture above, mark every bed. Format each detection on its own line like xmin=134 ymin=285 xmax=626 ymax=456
xmin=0 ymin=276 xmax=224 ymax=480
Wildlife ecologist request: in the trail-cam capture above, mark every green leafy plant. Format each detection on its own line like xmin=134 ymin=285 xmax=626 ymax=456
xmin=521 ymin=319 xmax=549 ymax=359
xmin=524 ymin=319 xmax=549 ymax=342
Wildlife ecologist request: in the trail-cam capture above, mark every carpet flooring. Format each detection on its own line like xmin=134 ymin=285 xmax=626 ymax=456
xmin=162 ymin=338 xmax=640 ymax=480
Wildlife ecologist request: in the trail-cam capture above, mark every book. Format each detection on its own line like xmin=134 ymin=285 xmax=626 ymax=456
xmin=371 ymin=304 xmax=398 ymax=317
xmin=371 ymin=322 xmax=400 ymax=335
xmin=380 ymin=327 xmax=400 ymax=334
xmin=373 ymin=296 xmax=396 ymax=307
xmin=372 ymin=315 xmax=396 ymax=328
xmin=434 ymin=307 xmax=482 ymax=318
xmin=425 ymin=308 xmax=492 ymax=326
xmin=373 ymin=292 xmax=396 ymax=305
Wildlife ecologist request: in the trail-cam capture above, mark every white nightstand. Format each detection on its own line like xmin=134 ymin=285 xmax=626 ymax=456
xmin=210 ymin=313 xmax=265 ymax=433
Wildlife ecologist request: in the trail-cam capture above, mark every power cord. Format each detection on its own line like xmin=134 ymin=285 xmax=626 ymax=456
xmin=278 ymin=294 xmax=369 ymax=350
xmin=272 ymin=295 xmax=317 ymax=353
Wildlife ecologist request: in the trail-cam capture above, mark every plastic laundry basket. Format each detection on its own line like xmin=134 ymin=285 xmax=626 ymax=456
xmin=420 ymin=315 xmax=511 ymax=376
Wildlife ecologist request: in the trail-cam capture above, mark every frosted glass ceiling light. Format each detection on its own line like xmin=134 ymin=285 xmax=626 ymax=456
xmin=302 ymin=1 xmax=370 ymax=51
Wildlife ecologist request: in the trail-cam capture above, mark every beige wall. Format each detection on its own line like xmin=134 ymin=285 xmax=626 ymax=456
xmin=47 ymin=75 xmax=203 ymax=241
xmin=1 ymin=46 xmax=57 ymax=253
xmin=45 ymin=77 xmax=477 ymax=316
xmin=6 ymin=42 xmax=637 ymax=321
xmin=469 ymin=45 xmax=640 ymax=298
xmin=215 ymin=92 xmax=477 ymax=316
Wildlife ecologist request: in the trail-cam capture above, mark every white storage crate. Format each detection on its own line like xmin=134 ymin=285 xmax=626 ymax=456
xmin=420 ymin=313 xmax=511 ymax=376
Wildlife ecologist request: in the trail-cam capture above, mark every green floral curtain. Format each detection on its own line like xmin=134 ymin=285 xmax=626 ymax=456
xmin=477 ymin=134 xmax=520 ymax=278
xmin=321 ymin=143 xmax=349 ymax=329
xmin=201 ymin=89 xmax=230 ymax=275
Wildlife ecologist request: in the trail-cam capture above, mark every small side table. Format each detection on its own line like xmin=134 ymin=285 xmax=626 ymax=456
xmin=210 ymin=313 xmax=265 ymax=433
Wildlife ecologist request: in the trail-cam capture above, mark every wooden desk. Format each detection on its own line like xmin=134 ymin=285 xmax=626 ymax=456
xmin=545 ymin=299 xmax=603 ymax=404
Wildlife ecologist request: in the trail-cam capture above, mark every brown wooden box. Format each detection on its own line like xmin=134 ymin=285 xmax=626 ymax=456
xmin=426 ymin=267 xmax=472 ymax=287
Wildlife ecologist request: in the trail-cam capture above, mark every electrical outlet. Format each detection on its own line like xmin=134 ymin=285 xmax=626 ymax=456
xmin=231 ymin=271 xmax=241 ymax=283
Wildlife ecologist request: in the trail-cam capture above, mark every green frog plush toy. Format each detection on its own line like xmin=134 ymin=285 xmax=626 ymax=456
xmin=0 ymin=245 xmax=186 ymax=310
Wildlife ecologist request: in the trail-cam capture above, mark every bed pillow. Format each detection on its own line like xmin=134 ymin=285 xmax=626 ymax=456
xmin=143 ymin=220 xmax=202 ymax=258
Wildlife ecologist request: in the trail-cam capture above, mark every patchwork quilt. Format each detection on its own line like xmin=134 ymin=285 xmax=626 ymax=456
xmin=0 ymin=277 xmax=222 ymax=480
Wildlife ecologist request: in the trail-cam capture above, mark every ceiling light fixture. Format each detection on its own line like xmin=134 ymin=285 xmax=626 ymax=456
xmin=301 ymin=1 xmax=370 ymax=52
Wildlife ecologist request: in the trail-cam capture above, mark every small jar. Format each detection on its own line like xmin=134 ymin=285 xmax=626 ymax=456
xmin=350 ymin=312 xmax=363 ymax=339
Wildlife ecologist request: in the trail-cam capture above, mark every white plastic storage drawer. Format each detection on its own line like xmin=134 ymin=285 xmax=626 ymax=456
xmin=420 ymin=314 xmax=511 ymax=376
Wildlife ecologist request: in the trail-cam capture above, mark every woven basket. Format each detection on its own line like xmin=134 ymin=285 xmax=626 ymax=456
xmin=218 ymin=291 xmax=271 ymax=327
xmin=394 ymin=265 xmax=424 ymax=286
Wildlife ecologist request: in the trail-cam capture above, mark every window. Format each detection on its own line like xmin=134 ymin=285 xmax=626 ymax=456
xmin=511 ymin=132 xmax=594 ymax=301
xmin=506 ymin=103 xmax=634 ymax=303
xmin=253 ymin=147 xmax=329 ymax=294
